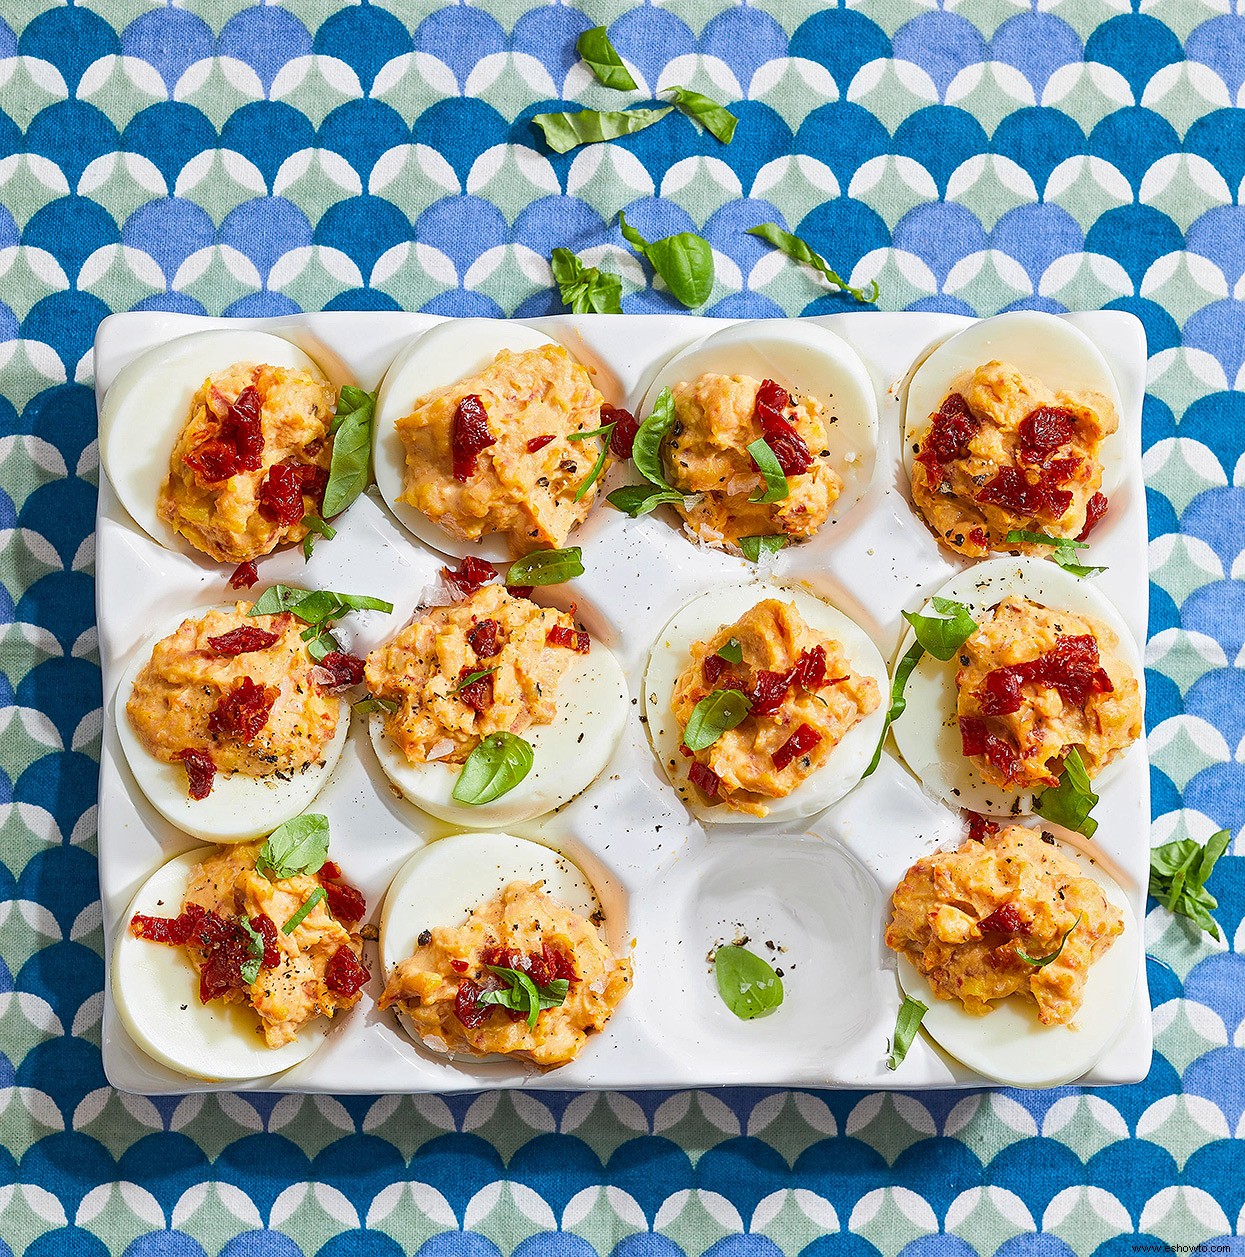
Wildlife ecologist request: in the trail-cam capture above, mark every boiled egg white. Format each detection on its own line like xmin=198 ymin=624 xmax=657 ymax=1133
xmin=639 ymin=318 xmax=879 ymax=528
xmin=112 ymin=847 xmax=330 ymax=1081
xmin=379 ymin=831 xmax=600 ymax=1057
xmin=643 ymin=581 xmax=888 ymax=825
xmin=368 ymin=634 xmax=628 ymax=828
xmin=99 ymin=329 xmax=334 ymax=554
xmin=895 ymin=836 xmax=1139 ymax=1087
xmin=902 ymin=311 xmax=1125 ymax=495
xmin=373 ymin=319 xmax=569 ymax=562
xmin=888 ymin=555 xmax=1144 ymax=816
xmin=113 ymin=606 xmax=350 ymax=843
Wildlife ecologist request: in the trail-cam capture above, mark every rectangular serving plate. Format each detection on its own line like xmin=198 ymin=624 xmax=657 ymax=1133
xmin=94 ymin=309 xmax=1151 ymax=1094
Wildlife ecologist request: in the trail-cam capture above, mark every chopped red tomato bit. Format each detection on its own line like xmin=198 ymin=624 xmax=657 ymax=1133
xmin=220 ymin=385 xmax=264 ymax=471
xmin=131 ymin=901 xmax=206 ymax=945
xmin=442 ymin=555 xmax=498 ymax=598
xmin=916 ymin=393 xmax=978 ymax=481
xmin=208 ymin=676 xmax=279 ymax=743
xmin=688 ymin=759 xmax=721 ymax=798
xmin=321 ymin=876 xmax=366 ymax=927
xmin=546 ymin=624 xmax=590 ymax=653
xmin=467 ymin=618 xmax=501 ymax=658
xmin=311 ymin=650 xmax=366 ymax=693
xmin=257 ymin=462 xmax=321 ymax=526
xmin=965 ymin=812 xmax=999 ymax=843
xmin=174 ymin=748 xmax=216 ymax=799
xmin=184 ymin=439 xmax=239 ymax=484
xmin=969 ymin=527 xmax=989 ymax=549
xmin=455 ymin=975 xmax=490 ymax=1027
xmin=773 ymin=723 xmax=822 ymax=770
xmin=603 ymin=405 xmax=639 ymax=459
xmin=451 ymin=394 xmax=495 ymax=481
xmin=976 ymin=465 xmax=1073 ymax=520
xmin=526 ymin=434 xmax=555 ymax=454
xmin=324 ymin=945 xmax=370 ymax=997
xmin=1078 ymin=491 xmax=1108 ymax=541
xmin=229 ymin=560 xmax=258 ymax=590
xmin=1017 ymin=406 xmax=1076 ymax=463
xmin=977 ymin=902 xmax=1028 ymax=935
xmin=753 ymin=378 xmax=813 ymax=476
xmin=749 ymin=669 xmax=791 ymax=717
xmin=958 ymin=715 xmax=1021 ymax=783
xmin=791 ymin=645 xmax=827 ymax=691
xmin=455 ymin=666 xmax=493 ymax=711
xmin=140 ymin=907 xmax=277 ymax=1004
xmin=207 ymin=626 xmax=278 ymax=656
xmin=450 ymin=958 xmax=470 ymax=973
xmin=253 ymin=912 xmax=280 ymax=968
xmin=977 ymin=633 xmax=1112 ymax=715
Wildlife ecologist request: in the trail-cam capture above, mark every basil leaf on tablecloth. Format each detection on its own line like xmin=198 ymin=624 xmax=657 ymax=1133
xmin=533 ymin=106 xmax=672 ymax=154
xmin=619 ymin=211 xmax=714 ymax=308
xmin=550 ymin=247 xmax=623 ymax=314
xmin=664 ymin=86 xmax=737 ymax=143
xmin=575 ymin=26 xmax=637 ymax=91
xmin=1149 ymin=828 xmax=1230 ymax=941
xmin=747 ymin=223 xmax=879 ymax=304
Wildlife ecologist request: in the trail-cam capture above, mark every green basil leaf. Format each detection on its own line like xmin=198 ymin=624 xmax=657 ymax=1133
xmin=1033 ymin=746 xmax=1100 ymax=838
xmin=606 ymin=485 xmax=685 ymax=517
xmin=550 ymin=247 xmax=624 ymax=314
xmin=238 ymin=916 xmax=265 ymax=985
xmin=664 ymin=85 xmax=737 ymax=143
xmin=713 ymin=944 xmax=783 ymax=1020
xmin=1016 ymin=913 xmax=1081 ymax=967
xmin=684 ymin=688 xmax=751 ymax=752
xmin=283 ymin=886 xmax=326 ymax=935
xmin=257 ymin=814 xmax=330 ymax=880
xmin=717 ymin=637 xmax=743 ymax=664
xmin=321 ymin=385 xmax=376 ymax=519
xmin=452 ymin=732 xmax=534 ymax=805
xmin=1149 ymin=828 xmax=1229 ymax=941
xmin=1004 ymin=528 xmax=1105 ymax=578
xmin=746 ymin=438 xmax=789 ymax=503
xmin=533 ymin=106 xmax=672 ymax=154
xmin=250 ymin=585 xmax=393 ymax=625
xmin=538 ymin=977 xmax=570 ymax=1007
xmin=450 ymin=665 xmax=499 ymax=695
xmin=901 ymin=596 xmax=977 ymax=661
xmin=575 ymin=25 xmax=637 ymax=90
xmin=506 ymin=546 xmax=584 ymax=587
xmin=572 ymin=424 xmax=614 ymax=503
xmin=618 ymin=211 xmax=714 ymax=309
xmin=301 ymin=514 xmax=336 ymax=561
xmin=887 ymin=995 xmax=927 ymax=1070
xmin=353 ymin=695 xmax=398 ymax=715
xmin=747 ymin=223 xmax=879 ymax=304
xmin=567 ymin=423 xmax=614 ymax=441
xmin=482 ymin=964 xmax=569 ymax=1028
xmin=305 ymin=629 xmax=338 ymax=662
xmin=630 ymin=387 xmax=679 ymax=492
xmin=862 ymin=639 xmax=925 ymax=779
xmin=738 ymin=534 xmax=788 ymax=563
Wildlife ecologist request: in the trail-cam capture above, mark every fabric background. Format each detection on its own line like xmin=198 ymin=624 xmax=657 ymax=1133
xmin=1 ymin=0 xmax=1243 ymax=1253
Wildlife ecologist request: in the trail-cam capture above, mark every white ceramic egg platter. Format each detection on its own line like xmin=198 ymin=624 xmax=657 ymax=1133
xmin=93 ymin=308 xmax=1151 ymax=1095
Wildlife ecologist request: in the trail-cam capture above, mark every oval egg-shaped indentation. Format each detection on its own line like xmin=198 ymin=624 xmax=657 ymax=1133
xmin=372 ymin=319 xmax=564 ymax=562
xmin=888 ymin=555 xmax=1144 ymax=816
xmin=99 ymin=330 xmax=331 ymax=554
xmin=112 ymin=847 xmax=329 ymax=1081
xmin=114 ymin=607 xmax=350 ymax=843
xmin=896 ymin=839 xmax=1139 ymax=1087
xmin=368 ymin=638 xmax=628 ymax=828
xmin=639 ymin=319 xmax=879 ymax=528
xmin=902 ymin=311 xmax=1125 ymax=496
xmin=643 ymin=581 xmax=888 ymax=825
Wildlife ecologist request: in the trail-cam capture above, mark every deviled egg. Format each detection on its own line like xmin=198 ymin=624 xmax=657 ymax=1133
xmin=99 ymin=329 xmax=343 ymax=563
xmin=888 ymin=556 xmax=1143 ymax=816
xmin=630 ymin=320 xmax=878 ymax=553
xmin=115 ymin=603 xmax=351 ymax=842
xmin=378 ymin=831 xmax=631 ymax=1067
xmin=643 ymin=582 xmax=888 ymax=823
xmin=903 ymin=312 xmax=1124 ymax=559
xmin=363 ymin=580 xmax=628 ymax=827
xmin=114 ymin=840 xmax=369 ymax=1081
xmin=373 ymin=319 xmax=616 ymax=561
xmin=887 ymin=823 xmax=1138 ymax=1087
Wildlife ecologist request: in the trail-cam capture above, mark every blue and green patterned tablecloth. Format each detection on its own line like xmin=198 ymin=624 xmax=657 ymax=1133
xmin=2 ymin=1 xmax=1243 ymax=1252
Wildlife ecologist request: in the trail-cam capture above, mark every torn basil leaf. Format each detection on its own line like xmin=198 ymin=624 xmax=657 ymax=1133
xmin=1149 ymin=828 xmax=1230 ymax=941
xmin=901 ymin=597 xmax=977 ymax=661
xmin=606 ymin=485 xmax=685 ymax=517
xmin=575 ymin=26 xmax=637 ymax=91
xmin=533 ymin=106 xmax=672 ymax=154
xmin=283 ymin=887 xmax=326 ymax=935
xmin=862 ymin=639 xmax=925 ymax=779
xmin=256 ymin=814 xmax=330 ymax=880
xmin=572 ymin=423 xmax=615 ymax=502
xmin=630 ymin=387 xmax=680 ymax=492
xmin=887 ymin=994 xmax=927 ymax=1069
xmin=684 ymin=688 xmax=751 ymax=752
xmin=353 ymin=695 xmax=398 ymax=715
xmin=301 ymin=514 xmax=336 ymax=561
xmin=238 ymin=917 xmax=265 ymax=985
xmin=452 ymin=732 xmax=534 ymax=805
xmin=1004 ymin=528 xmax=1106 ymax=578
xmin=717 ymin=637 xmax=743 ymax=664
xmin=450 ymin=666 xmax=499 ymax=695
xmin=1033 ymin=746 xmax=1100 ymax=838
xmin=1016 ymin=914 xmax=1081 ymax=967
xmin=322 ymin=385 xmax=377 ymax=518
xmin=747 ymin=438 xmax=789 ymax=503
xmin=478 ymin=966 xmax=570 ymax=1027
xmin=713 ymin=944 xmax=783 ymax=1020
xmin=747 ymin=223 xmax=879 ymax=304
xmin=739 ymin=534 xmax=788 ymax=563
xmin=506 ymin=547 xmax=584 ymax=587
xmin=550 ymin=247 xmax=623 ymax=315
xmin=619 ymin=210 xmax=714 ymax=309
xmin=665 ymin=85 xmax=737 ymax=143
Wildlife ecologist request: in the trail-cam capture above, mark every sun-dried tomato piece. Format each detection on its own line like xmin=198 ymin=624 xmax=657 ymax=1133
xmin=190 ymin=911 xmax=265 ymax=1003
xmin=207 ymin=626 xmax=278 ymax=656
xmin=978 ymin=666 xmax=1024 ymax=717
xmin=917 ymin=393 xmax=979 ymax=480
xmin=451 ymin=394 xmax=495 ymax=481
xmin=257 ymin=463 xmax=306 ymax=526
xmin=969 ymin=527 xmax=989 ymax=550
xmin=450 ymin=958 xmax=469 ymax=973
xmin=467 ymin=619 xmax=500 ymax=658
xmin=293 ymin=462 xmax=329 ymax=509
xmin=977 ymin=903 xmax=1028 ymax=936
xmin=321 ymin=876 xmax=366 ymax=928
xmin=209 ymin=676 xmax=279 ymax=743
xmin=603 ymin=404 xmax=639 ymax=459
xmin=688 ymin=759 xmax=721 ymax=798
xmin=220 ymin=385 xmax=264 ymax=471
xmin=792 ymin=645 xmax=827 ymax=691
xmin=442 ymin=556 xmax=498 ymax=598
xmin=480 ymin=944 xmax=521 ymax=971
xmin=509 ymin=586 xmax=534 ymax=600
xmin=312 ymin=650 xmax=366 ymax=693
xmin=455 ymin=666 xmax=493 ymax=711
xmin=958 ymin=716 xmax=1021 ymax=782
xmin=252 ymin=912 xmax=280 ymax=969
xmin=546 ymin=624 xmax=590 ymax=653
xmin=229 ymin=560 xmax=258 ymax=590
xmin=754 ymin=379 xmax=791 ymax=429
xmin=174 ymin=748 xmax=217 ymax=799
xmin=543 ymin=941 xmax=576 ymax=983
xmin=773 ymin=723 xmax=822 ymax=771
xmin=526 ymin=434 xmax=555 ymax=454
xmin=1018 ymin=406 xmax=1076 ymax=464
xmin=131 ymin=901 xmax=207 ymax=946
xmin=184 ymin=438 xmax=238 ymax=484
xmin=965 ymin=812 xmax=999 ymax=843
xmin=1078 ymin=491 xmax=1108 ymax=541
xmin=976 ymin=466 xmax=1073 ymax=520
xmin=978 ymin=634 xmax=1112 ymax=716
xmin=324 ymin=944 xmax=370 ymax=997
xmin=702 ymin=654 xmax=727 ymax=688
xmin=455 ymin=976 xmax=490 ymax=1028
xmin=749 ymin=669 xmax=792 ymax=717
xmin=759 ymin=425 xmax=814 ymax=477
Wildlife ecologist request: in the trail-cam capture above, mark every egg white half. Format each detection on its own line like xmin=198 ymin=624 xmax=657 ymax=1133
xmin=114 ymin=606 xmax=350 ymax=843
xmin=112 ymin=847 xmax=329 ymax=1081
xmin=902 ymin=311 xmax=1125 ymax=496
xmin=643 ymin=581 xmax=889 ymax=825
xmin=372 ymin=319 xmax=567 ymax=561
xmin=639 ymin=319 xmax=879 ymax=527
xmin=888 ymin=556 xmax=1145 ymax=816
xmin=99 ymin=330 xmax=332 ymax=554
xmin=368 ymin=638 xmax=628 ymax=828
xmin=895 ymin=837 xmax=1139 ymax=1087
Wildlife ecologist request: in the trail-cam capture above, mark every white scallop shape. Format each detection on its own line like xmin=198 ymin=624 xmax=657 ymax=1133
xmin=640 ymin=319 xmax=878 ymax=530
xmin=98 ymin=329 xmax=332 ymax=555
xmin=889 ymin=556 xmax=1144 ymax=816
xmin=643 ymin=580 xmax=888 ymax=825
xmin=897 ymin=838 xmax=1138 ymax=1087
xmin=902 ymin=311 xmax=1127 ymax=498
xmin=113 ymin=606 xmax=349 ymax=843
xmin=112 ymin=848 xmax=330 ymax=1081
xmin=372 ymin=319 xmax=571 ymax=562
xmin=368 ymin=634 xmax=628 ymax=828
